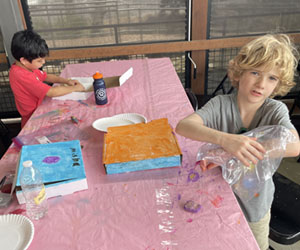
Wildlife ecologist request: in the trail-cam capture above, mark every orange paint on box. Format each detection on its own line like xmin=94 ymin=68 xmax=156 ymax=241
xmin=103 ymin=118 xmax=181 ymax=164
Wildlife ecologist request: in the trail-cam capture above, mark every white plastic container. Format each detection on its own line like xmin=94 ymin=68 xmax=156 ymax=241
xmin=20 ymin=160 xmax=48 ymax=220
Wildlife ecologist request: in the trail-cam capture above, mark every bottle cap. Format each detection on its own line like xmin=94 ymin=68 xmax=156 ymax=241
xmin=23 ymin=160 xmax=33 ymax=168
xmin=93 ymin=72 xmax=103 ymax=79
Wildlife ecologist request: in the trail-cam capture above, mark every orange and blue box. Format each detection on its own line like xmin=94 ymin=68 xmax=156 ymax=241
xmin=103 ymin=118 xmax=182 ymax=174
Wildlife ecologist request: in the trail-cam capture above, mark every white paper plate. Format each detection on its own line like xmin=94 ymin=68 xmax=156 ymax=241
xmin=92 ymin=116 xmax=135 ymax=132
xmin=0 ymin=214 xmax=34 ymax=250
xmin=112 ymin=113 xmax=147 ymax=124
xmin=93 ymin=113 xmax=147 ymax=132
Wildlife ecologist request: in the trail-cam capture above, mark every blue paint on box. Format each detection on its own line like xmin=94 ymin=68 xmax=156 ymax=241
xmin=105 ymin=155 xmax=181 ymax=174
xmin=16 ymin=140 xmax=86 ymax=186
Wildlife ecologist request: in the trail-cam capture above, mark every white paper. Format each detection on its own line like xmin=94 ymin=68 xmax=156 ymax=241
xmin=119 ymin=67 xmax=133 ymax=86
xmin=35 ymin=136 xmax=52 ymax=144
xmin=52 ymin=91 xmax=92 ymax=101
xmin=52 ymin=67 xmax=133 ymax=101
xmin=71 ymin=77 xmax=93 ymax=90
xmin=52 ymin=77 xmax=93 ymax=100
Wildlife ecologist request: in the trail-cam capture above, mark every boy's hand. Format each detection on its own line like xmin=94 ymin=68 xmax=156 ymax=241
xmin=73 ymin=82 xmax=85 ymax=92
xmin=67 ymin=79 xmax=81 ymax=86
xmin=221 ymin=134 xmax=265 ymax=167
xmin=199 ymin=159 xmax=219 ymax=172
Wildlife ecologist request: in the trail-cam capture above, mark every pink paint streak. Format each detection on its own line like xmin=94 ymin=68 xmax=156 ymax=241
xmin=211 ymin=195 xmax=223 ymax=208
xmin=9 ymin=209 xmax=26 ymax=214
xmin=166 ymin=182 xmax=175 ymax=186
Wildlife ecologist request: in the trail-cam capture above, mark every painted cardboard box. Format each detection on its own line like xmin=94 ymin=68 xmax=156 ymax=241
xmin=14 ymin=140 xmax=87 ymax=204
xmin=103 ymin=118 xmax=182 ymax=174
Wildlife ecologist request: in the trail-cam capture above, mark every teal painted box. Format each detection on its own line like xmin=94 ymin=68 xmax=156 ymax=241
xmin=14 ymin=140 xmax=88 ymax=204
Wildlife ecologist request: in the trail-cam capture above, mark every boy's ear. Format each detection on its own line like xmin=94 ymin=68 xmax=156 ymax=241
xmin=19 ymin=57 xmax=29 ymax=65
xmin=228 ymin=70 xmax=240 ymax=83
xmin=233 ymin=74 xmax=240 ymax=82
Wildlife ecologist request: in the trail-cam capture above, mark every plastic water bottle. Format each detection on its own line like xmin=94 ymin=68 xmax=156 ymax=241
xmin=20 ymin=160 xmax=48 ymax=220
xmin=93 ymin=72 xmax=108 ymax=105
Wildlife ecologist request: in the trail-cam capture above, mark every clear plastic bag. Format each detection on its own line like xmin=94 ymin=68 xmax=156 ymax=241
xmin=12 ymin=119 xmax=90 ymax=150
xmin=197 ymin=125 xmax=297 ymax=202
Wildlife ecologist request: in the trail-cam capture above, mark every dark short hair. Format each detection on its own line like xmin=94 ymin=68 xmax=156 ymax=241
xmin=11 ymin=30 xmax=49 ymax=62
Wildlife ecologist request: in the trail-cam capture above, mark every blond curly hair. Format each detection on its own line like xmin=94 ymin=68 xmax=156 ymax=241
xmin=228 ymin=34 xmax=299 ymax=98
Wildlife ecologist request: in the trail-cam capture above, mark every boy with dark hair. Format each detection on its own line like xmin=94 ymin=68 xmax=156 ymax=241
xmin=9 ymin=30 xmax=85 ymax=127
xmin=176 ymin=34 xmax=300 ymax=250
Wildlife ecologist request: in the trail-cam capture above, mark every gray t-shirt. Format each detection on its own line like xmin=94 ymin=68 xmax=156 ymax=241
xmin=196 ymin=93 xmax=295 ymax=222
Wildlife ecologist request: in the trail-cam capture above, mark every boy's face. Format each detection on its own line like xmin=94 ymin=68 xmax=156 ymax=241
xmin=20 ymin=57 xmax=46 ymax=71
xmin=237 ymin=65 xmax=279 ymax=104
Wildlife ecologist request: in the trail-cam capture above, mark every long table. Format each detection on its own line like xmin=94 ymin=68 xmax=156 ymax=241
xmin=0 ymin=58 xmax=259 ymax=250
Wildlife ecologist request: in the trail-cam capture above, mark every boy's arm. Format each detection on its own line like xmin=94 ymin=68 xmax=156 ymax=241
xmin=285 ymin=129 xmax=300 ymax=157
xmin=45 ymin=73 xmax=80 ymax=86
xmin=260 ymin=129 xmax=300 ymax=158
xmin=175 ymin=113 xmax=265 ymax=167
xmin=46 ymin=82 xmax=85 ymax=97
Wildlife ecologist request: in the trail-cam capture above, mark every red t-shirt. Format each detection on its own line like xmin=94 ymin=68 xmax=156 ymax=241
xmin=9 ymin=64 xmax=51 ymax=127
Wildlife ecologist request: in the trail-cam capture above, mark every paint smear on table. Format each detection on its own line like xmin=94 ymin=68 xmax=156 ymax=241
xmin=211 ymin=195 xmax=223 ymax=208
xmin=32 ymin=108 xmax=70 ymax=120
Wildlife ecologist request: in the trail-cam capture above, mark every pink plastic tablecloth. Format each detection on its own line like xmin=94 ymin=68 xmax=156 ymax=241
xmin=0 ymin=58 xmax=259 ymax=250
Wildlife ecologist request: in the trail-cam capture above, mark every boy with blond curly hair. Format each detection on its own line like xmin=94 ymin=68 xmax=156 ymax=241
xmin=176 ymin=34 xmax=300 ymax=250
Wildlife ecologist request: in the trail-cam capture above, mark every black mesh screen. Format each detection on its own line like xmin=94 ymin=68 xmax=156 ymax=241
xmin=25 ymin=0 xmax=187 ymax=49
xmin=0 ymin=63 xmax=20 ymax=118
xmin=209 ymin=0 xmax=300 ymax=39
xmin=45 ymin=53 xmax=186 ymax=85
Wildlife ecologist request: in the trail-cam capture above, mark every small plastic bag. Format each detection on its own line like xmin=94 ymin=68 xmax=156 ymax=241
xmin=12 ymin=119 xmax=90 ymax=150
xmin=197 ymin=125 xmax=297 ymax=202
